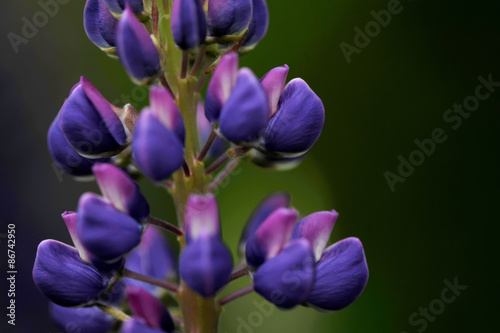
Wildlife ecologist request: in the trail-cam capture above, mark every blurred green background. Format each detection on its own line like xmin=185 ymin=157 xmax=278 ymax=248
xmin=1 ymin=0 xmax=499 ymax=332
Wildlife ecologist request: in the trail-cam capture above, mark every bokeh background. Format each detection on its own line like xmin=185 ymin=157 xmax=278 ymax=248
xmin=1 ymin=0 xmax=499 ymax=332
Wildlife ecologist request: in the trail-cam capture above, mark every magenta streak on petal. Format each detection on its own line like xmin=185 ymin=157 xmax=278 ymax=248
xmin=260 ymin=64 xmax=289 ymax=117
xmin=185 ymin=194 xmax=220 ymax=242
xmin=61 ymin=211 xmax=90 ymax=263
xmin=149 ymin=86 xmax=182 ymax=131
xmin=93 ymin=163 xmax=135 ymax=213
xmin=255 ymin=207 xmax=297 ymax=260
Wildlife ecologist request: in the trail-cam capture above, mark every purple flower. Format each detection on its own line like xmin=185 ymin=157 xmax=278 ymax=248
xmin=59 ymin=77 xmax=127 ymax=158
xmin=241 ymin=0 xmax=269 ymax=53
xmin=253 ymin=239 xmax=315 ymax=309
xmin=50 ymin=303 xmax=114 ymax=333
xmin=197 ymin=101 xmax=229 ymax=159
xmin=33 ymin=240 xmax=108 ymax=307
xmin=47 ymin=114 xmax=109 ymax=178
xmin=126 ymin=286 xmax=175 ymax=332
xmin=62 ymin=211 xmax=91 ymax=263
xmin=121 ymin=320 xmax=166 ymax=333
xmin=93 ymin=163 xmax=150 ymax=221
xmin=77 ymin=193 xmax=143 ymax=262
xmin=117 ymin=5 xmax=161 ymax=84
xmin=180 ymin=194 xmax=233 ymax=297
xmin=219 ymin=68 xmax=269 ymax=143
xmin=125 ymin=227 xmax=177 ymax=293
xmin=149 ymin=86 xmax=185 ymax=143
xmin=306 ymin=238 xmax=369 ymax=312
xmin=171 ymin=0 xmax=207 ymax=50
xmin=84 ymin=0 xmax=118 ymax=53
xmin=263 ymin=78 xmax=325 ymax=156
xmin=207 ymin=0 xmax=252 ymax=39
xmin=245 ymin=207 xmax=297 ymax=268
xmin=205 ymin=53 xmax=239 ymax=124
xmin=132 ymin=109 xmax=185 ymax=182
xmin=260 ymin=64 xmax=289 ymax=117
xmin=104 ymin=0 xmax=144 ymax=15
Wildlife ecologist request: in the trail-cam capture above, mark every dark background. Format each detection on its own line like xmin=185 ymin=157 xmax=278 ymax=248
xmin=1 ymin=0 xmax=499 ymax=332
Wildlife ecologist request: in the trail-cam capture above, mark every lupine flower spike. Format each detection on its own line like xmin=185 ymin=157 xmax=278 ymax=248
xmin=38 ymin=1 xmax=369 ymax=332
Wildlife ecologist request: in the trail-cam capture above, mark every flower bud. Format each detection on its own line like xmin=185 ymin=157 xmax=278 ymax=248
xmin=149 ymin=86 xmax=185 ymax=142
xmin=50 ymin=303 xmax=114 ymax=333
xmin=253 ymin=239 xmax=315 ymax=309
xmin=117 ymin=6 xmax=161 ymax=85
xmin=126 ymin=286 xmax=175 ymax=332
xmin=77 ymin=193 xmax=143 ymax=262
xmin=292 ymin=210 xmax=338 ymax=261
xmin=104 ymin=0 xmax=144 ymax=16
xmin=205 ymin=53 xmax=239 ymax=124
xmin=264 ymin=78 xmax=325 ymax=156
xmin=240 ymin=0 xmax=269 ymax=53
xmin=306 ymin=238 xmax=369 ymax=312
xmin=132 ymin=109 xmax=185 ymax=182
xmin=238 ymin=192 xmax=290 ymax=256
xmin=219 ymin=68 xmax=269 ymax=143
xmin=198 ymin=101 xmax=229 ymax=159
xmin=59 ymin=77 xmax=127 ymax=158
xmin=207 ymin=0 xmax=252 ymax=41
xmin=180 ymin=237 xmax=233 ymax=297
xmin=245 ymin=207 xmax=297 ymax=268
xmin=48 ymin=114 xmax=108 ymax=178
xmin=184 ymin=194 xmax=221 ymax=244
xmin=84 ymin=0 xmax=118 ymax=55
xmin=33 ymin=240 xmax=107 ymax=307
xmin=125 ymin=227 xmax=177 ymax=293
xmin=171 ymin=0 xmax=207 ymax=50
xmin=93 ymin=163 xmax=150 ymax=221
xmin=260 ymin=64 xmax=289 ymax=117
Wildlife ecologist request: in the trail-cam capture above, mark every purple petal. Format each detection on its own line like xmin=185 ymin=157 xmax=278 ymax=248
xmin=117 ymin=6 xmax=161 ymax=83
xmin=93 ymin=163 xmax=150 ymax=221
xmin=62 ymin=211 xmax=91 ymax=262
xmin=292 ymin=210 xmax=338 ymax=261
xmin=50 ymin=303 xmax=113 ymax=333
xmin=33 ymin=240 xmax=107 ymax=307
xmin=207 ymin=0 xmax=253 ymax=37
xmin=149 ymin=86 xmax=185 ymax=142
xmin=127 ymin=286 xmax=175 ymax=332
xmin=125 ymin=227 xmax=177 ymax=292
xmin=260 ymin=65 xmax=289 ymax=117
xmin=219 ymin=68 xmax=269 ymax=143
xmin=84 ymin=0 xmax=118 ymax=50
xmin=171 ymin=0 xmax=207 ymax=50
xmin=132 ymin=109 xmax=185 ymax=182
xmin=180 ymin=238 xmax=233 ymax=297
xmin=205 ymin=53 xmax=239 ymax=123
xmin=238 ymin=192 xmax=290 ymax=256
xmin=264 ymin=78 xmax=325 ymax=155
xmin=77 ymin=193 xmax=143 ymax=262
xmin=185 ymin=194 xmax=220 ymax=243
xmin=60 ymin=77 xmax=127 ymax=158
xmin=241 ymin=0 xmax=269 ymax=52
xmin=245 ymin=207 xmax=297 ymax=268
xmin=253 ymin=239 xmax=315 ymax=309
xmin=121 ymin=320 xmax=166 ymax=333
xmin=306 ymin=237 xmax=369 ymax=312
xmin=104 ymin=0 xmax=144 ymax=14
xmin=48 ymin=113 xmax=109 ymax=177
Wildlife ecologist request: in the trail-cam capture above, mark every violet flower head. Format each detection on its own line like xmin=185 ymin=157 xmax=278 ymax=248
xmin=77 ymin=193 xmax=143 ymax=262
xmin=93 ymin=163 xmax=150 ymax=221
xmin=104 ymin=0 xmax=144 ymax=16
xmin=219 ymin=68 xmax=269 ymax=143
xmin=59 ymin=77 xmax=127 ymax=158
xmin=207 ymin=0 xmax=253 ymax=40
xmin=33 ymin=240 xmax=108 ymax=307
xmin=171 ymin=0 xmax=207 ymax=50
xmin=306 ymin=238 xmax=369 ymax=312
xmin=47 ymin=114 xmax=109 ymax=178
xmin=241 ymin=0 xmax=269 ymax=53
xmin=50 ymin=303 xmax=114 ymax=333
xmin=180 ymin=194 xmax=233 ymax=297
xmin=84 ymin=0 xmax=118 ymax=54
xmin=253 ymin=239 xmax=316 ymax=309
xmin=117 ymin=5 xmax=161 ymax=84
